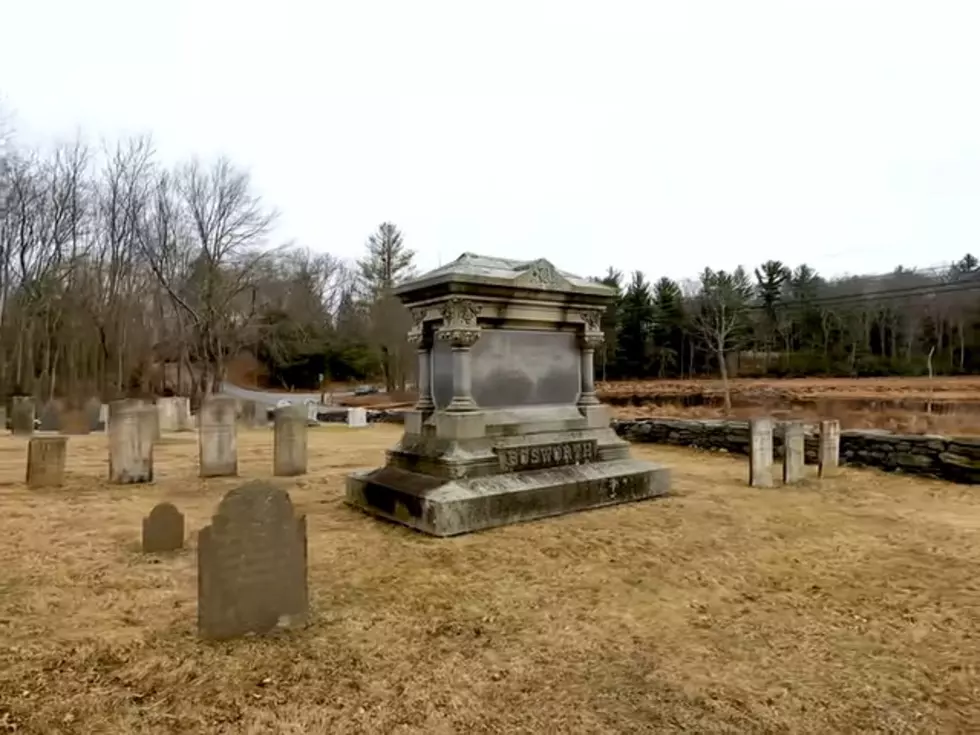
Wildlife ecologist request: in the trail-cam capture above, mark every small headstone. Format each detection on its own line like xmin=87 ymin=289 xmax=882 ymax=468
xmin=10 ymin=396 xmax=35 ymax=436
xmin=749 ymin=418 xmax=774 ymax=488
xmin=85 ymin=397 xmax=103 ymax=431
xmin=26 ymin=436 xmax=67 ymax=488
xmin=99 ymin=403 xmax=109 ymax=431
xmin=306 ymin=401 xmax=319 ymax=426
xmin=157 ymin=397 xmax=180 ymax=432
xmin=274 ymin=405 xmax=308 ymax=476
xmin=818 ymin=419 xmax=841 ymax=478
xmin=782 ymin=421 xmax=805 ymax=485
xmin=60 ymin=408 xmax=91 ymax=435
xmin=109 ymin=402 xmax=154 ymax=484
xmin=38 ymin=400 xmax=61 ymax=432
xmin=347 ymin=407 xmax=367 ymax=428
xmin=199 ymin=396 xmax=238 ymax=477
xmin=142 ymin=502 xmax=185 ymax=553
xmin=197 ymin=481 xmax=308 ymax=640
xmin=174 ymin=397 xmax=192 ymax=431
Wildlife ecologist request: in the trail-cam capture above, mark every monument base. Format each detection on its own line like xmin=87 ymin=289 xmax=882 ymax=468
xmin=346 ymin=458 xmax=670 ymax=537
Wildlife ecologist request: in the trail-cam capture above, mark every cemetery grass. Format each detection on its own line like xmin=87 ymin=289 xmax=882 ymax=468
xmin=0 ymin=429 xmax=978 ymax=733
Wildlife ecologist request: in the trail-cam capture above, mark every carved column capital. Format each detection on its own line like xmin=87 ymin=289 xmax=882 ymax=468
xmin=438 ymin=297 xmax=481 ymax=349
xmin=579 ymin=332 xmax=605 ymax=350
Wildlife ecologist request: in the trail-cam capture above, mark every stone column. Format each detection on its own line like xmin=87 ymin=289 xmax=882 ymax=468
xmin=818 ymin=419 xmax=840 ymax=478
xmin=438 ymin=298 xmax=481 ymax=413
xmin=27 ymin=436 xmax=67 ymax=488
xmin=199 ymin=395 xmax=238 ymax=477
xmin=11 ymin=396 xmax=35 ymax=436
xmin=749 ymin=417 xmax=774 ymax=487
xmin=578 ymin=334 xmax=604 ymax=407
xmin=109 ymin=403 xmax=154 ymax=483
xmin=274 ymin=405 xmax=308 ymax=476
xmin=408 ymin=315 xmax=435 ymax=412
xmin=782 ymin=421 xmax=805 ymax=485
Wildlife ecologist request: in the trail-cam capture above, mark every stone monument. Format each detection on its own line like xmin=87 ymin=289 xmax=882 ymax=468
xmin=198 ymin=481 xmax=308 ymax=640
xmin=26 ymin=436 xmax=68 ymax=488
xmin=273 ymin=405 xmax=308 ymax=476
xmin=346 ymin=253 xmax=671 ymax=536
xmin=109 ymin=402 xmax=154 ymax=483
xmin=199 ymin=396 xmax=238 ymax=477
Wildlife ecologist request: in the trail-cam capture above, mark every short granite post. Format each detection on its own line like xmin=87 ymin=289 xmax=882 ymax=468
xmin=347 ymin=407 xmax=367 ymax=428
xmin=11 ymin=396 xmax=35 ymax=436
xmin=782 ymin=421 xmax=805 ymax=485
xmin=109 ymin=403 xmax=154 ymax=483
xmin=749 ymin=418 xmax=774 ymax=488
xmin=274 ymin=405 xmax=308 ymax=476
xmin=199 ymin=396 xmax=238 ymax=477
xmin=26 ymin=436 xmax=67 ymax=488
xmin=818 ymin=419 xmax=841 ymax=478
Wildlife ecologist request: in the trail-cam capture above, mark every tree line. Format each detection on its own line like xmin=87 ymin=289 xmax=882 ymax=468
xmin=2 ymin=109 xmax=977 ymax=403
xmin=596 ymin=255 xmax=980 ymax=399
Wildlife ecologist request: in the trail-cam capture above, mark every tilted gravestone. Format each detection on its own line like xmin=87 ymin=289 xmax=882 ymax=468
xmin=142 ymin=502 xmax=185 ymax=553
xmin=346 ymin=253 xmax=671 ymax=536
xmin=197 ymin=481 xmax=308 ymax=640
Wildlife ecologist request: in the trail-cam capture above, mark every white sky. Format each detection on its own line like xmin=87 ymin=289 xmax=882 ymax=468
xmin=2 ymin=1 xmax=978 ymax=282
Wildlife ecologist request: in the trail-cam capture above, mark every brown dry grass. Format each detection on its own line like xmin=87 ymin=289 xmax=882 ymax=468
xmin=1 ymin=428 xmax=979 ymax=733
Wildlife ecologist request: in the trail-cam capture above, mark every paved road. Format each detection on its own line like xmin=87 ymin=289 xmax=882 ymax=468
xmin=219 ymin=382 xmax=353 ymax=406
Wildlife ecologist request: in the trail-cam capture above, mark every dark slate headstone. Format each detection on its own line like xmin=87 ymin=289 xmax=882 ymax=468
xmin=38 ymin=400 xmax=62 ymax=432
xmin=142 ymin=502 xmax=185 ymax=553
xmin=197 ymin=481 xmax=308 ymax=640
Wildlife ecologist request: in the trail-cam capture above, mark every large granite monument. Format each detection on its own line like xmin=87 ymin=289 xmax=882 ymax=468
xmin=346 ymin=253 xmax=671 ymax=536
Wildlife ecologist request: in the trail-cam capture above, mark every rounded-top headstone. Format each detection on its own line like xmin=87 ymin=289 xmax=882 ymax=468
xmin=142 ymin=502 xmax=185 ymax=553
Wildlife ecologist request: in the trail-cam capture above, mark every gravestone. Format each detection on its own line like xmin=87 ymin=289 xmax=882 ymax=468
xmin=84 ymin=397 xmax=104 ymax=431
xmin=199 ymin=396 xmax=238 ymax=477
xmin=819 ymin=419 xmax=841 ymax=478
xmin=274 ymin=405 xmax=308 ymax=476
xmin=157 ymin=397 xmax=180 ymax=432
xmin=782 ymin=421 xmax=805 ymax=484
xmin=109 ymin=401 xmax=154 ymax=483
xmin=238 ymin=400 xmax=261 ymax=428
xmin=142 ymin=502 xmax=185 ymax=552
xmin=306 ymin=401 xmax=319 ymax=426
xmin=197 ymin=481 xmax=308 ymax=640
xmin=346 ymin=253 xmax=671 ymax=536
xmin=11 ymin=396 xmax=35 ymax=436
xmin=26 ymin=436 xmax=67 ymax=488
xmin=38 ymin=400 xmax=62 ymax=432
xmin=346 ymin=407 xmax=367 ymax=428
xmin=173 ymin=397 xmax=192 ymax=431
xmin=749 ymin=418 xmax=774 ymax=488
xmin=0 ymin=406 xmax=7 ymax=432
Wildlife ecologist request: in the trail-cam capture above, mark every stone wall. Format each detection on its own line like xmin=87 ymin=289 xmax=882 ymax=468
xmin=612 ymin=418 xmax=980 ymax=485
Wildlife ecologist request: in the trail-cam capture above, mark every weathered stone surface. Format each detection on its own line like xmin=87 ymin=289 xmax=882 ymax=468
xmin=26 ymin=436 xmax=67 ymax=488
xmin=109 ymin=402 xmax=154 ymax=484
xmin=142 ymin=502 xmax=185 ymax=553
xmin=273 ymin=405 xmax=308 ymax=476
xmin=197 ymin=481 xmax=308 ymax=640
xmin=85 ymin=397 xmax=104 ymax=431
xmin=347 ymin=407 xmax=368 ymax=428
xmin=611 ymin=418 xmax=980 ymax=485
xmin=346 ymin=253 xmax=671 ymax=536
xmin=38 ymin=400 xmax=62 ymax=432
xmin=157 ymin=397 xmax=182 ymax=432
xmin=199 ymin=396 xmax=238 ymax=477
xmin=10 ymin=396 xmax=35 ymax=436
xmin=749 ymin=418 xmax=774 ymax=487
xmin=782 ymin=421 xmax=806 ymax=484
xmin=238 ymin=400 xmax=262 ymax=428
xmin=819 ymin=420 xmax=841 ymax=478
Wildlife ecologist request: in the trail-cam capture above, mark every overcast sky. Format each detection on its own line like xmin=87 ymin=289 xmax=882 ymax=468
xmin=2 ymin=1 xmax=978 ymax=282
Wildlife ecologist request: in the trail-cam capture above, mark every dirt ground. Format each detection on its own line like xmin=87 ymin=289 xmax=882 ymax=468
xmin=0 ymin=427 xmax=978 ymax=733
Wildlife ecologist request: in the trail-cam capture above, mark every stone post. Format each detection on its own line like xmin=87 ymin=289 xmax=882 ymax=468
xmin=109 ymin=403 xmax=154 ymax=483
xmin=11 ymin=396 xmax=35 ymax=436
xmin=199 ymin=395 xmax=238 ymax=477
xmin=438 ymin=298 xmax=481 ymax=412
xmin=782 ymin=421 xmax=805 ymax=485
xmin=273 ymin=405 xmax=308 ymax=476
xmin=26 ymin=436 xmax=67 ymax=488
xmin=819 ymin=419 xmax=840 ymax=478
xmin=749 ymin=417 xmax=774 ymax=487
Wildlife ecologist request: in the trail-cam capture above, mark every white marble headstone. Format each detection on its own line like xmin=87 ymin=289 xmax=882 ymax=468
xmin=347 ymin=407 xmax=367 ymax=428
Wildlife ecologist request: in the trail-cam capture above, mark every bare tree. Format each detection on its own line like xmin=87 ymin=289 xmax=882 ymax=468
xmin=693 ymin=267 xmax=753 ymax=412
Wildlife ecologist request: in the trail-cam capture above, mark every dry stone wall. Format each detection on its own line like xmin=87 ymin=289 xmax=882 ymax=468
xmin=612 ymin=418 xmax=980 ymax=485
